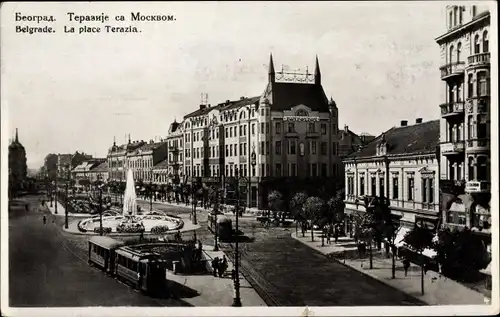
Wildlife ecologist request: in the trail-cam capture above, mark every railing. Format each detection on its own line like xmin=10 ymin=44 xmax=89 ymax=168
xmin=441 ymin=141 xmax=465 ymax=154
xmin=440 ymin=102 xmax=464 ymax=117
xmin=466 ymin=138 xmax=490 ymax=151
xmin=440 ymin=61 xmax=465 ymax=78
xmin=467 ymin=52 xmax=490 ymax=66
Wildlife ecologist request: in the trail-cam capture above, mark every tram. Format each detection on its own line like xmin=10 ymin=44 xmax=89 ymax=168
xmin=88 ymin=236 xmax=125 ymax=273
xmin=207 ymin=213 xmax=233 ymax=241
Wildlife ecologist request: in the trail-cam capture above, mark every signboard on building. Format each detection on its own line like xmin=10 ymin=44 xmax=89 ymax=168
xmin=283 ymin=116 xmax=320 ymax=122
xmin=465 ymin=181 xmax=481 ymax=193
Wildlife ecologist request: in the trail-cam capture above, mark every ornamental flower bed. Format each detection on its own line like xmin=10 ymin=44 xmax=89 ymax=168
xmin=116 ymin=222 xmax=145 ymax=233
xmin=93 ymin=227 xmax=112 ymax=234
xmin=151 ymin=225 xmax=170 ymax=235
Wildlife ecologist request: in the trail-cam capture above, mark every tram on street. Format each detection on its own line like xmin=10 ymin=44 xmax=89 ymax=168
xmin=88 ymin=236 xmax=125 ymax=273
xmin=207 ymin=213 xmax=233 ymax=241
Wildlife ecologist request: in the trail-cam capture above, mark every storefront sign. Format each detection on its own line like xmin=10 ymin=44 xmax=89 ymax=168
xmin=465 ymin=181 xmax=481 ymax=192
xmin=283 ymin=116 xmax=320 ymax=122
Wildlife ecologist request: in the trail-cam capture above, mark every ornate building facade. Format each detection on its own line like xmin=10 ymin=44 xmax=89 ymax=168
xmin=171 ymin=55 xmax=344 ymax=208
xmin=435 ymin=6 xmax=491 ymax=241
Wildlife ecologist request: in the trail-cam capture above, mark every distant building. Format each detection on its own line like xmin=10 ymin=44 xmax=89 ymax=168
xmin=107 ymin=137 xmax=146 ymax=183
xmin=127 ymin=139 xmax=169 ymax=183
xmin=44 ymin=153 xmax=58 ymax=180
xmin=72 ymin=158 xmax=107 ymax=188
xmin=337 ymin=125 xmax=374 ymax=159
xmin=8 ymin=128 xmax=27 ymax=196
xmin=343 ymin=119 xmax=440 ymax=245
xmin=165 ymin=120 xmax=184 ymax=185
xmin=87 ymin=161 xmax=109 ymax=183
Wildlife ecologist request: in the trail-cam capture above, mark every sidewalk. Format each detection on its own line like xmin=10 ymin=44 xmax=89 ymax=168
xmin=291 ymin=231 xmax=489 ymax=305
xmin=46 ymin=201 xmax=92 ymax=218
xmin=166 ymin=244 xmax=267 ymax=306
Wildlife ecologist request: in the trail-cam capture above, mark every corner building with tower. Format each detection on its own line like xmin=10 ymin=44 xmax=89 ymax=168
xmin=170 ymin=55 xmax=344 ymax=209
xmin=435 ymin=5 xmax=491 ymax=256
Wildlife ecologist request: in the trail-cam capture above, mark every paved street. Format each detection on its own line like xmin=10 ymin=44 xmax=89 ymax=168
xmin=8 ymin=195 xmax=191 ymax=307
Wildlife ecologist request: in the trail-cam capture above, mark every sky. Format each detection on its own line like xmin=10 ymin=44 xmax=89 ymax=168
xmin=2 ymin=1 xmax=450 ymax=169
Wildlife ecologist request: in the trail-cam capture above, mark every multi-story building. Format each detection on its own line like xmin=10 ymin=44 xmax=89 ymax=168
xmin=127 ymin=139 xmax=169 ymax=183
xmin=44 ymin=153 xmax=58 ymax=180
xmin=337 ymin=125 xmax=375 ymax=159
xmin=343 ymin=119 xmax=440 ymax=251
xmin=8 ymin=128 xmax=27 ymax=195
xmin=107 ymin=138 xmax=146 ymax=183
xmin=87 ymin=161 xmax=109 ymax=183
xmin=56 ymin=154 xmax=73 ymax=178
xmin=435 ymin=6 xmax=491 ymax=239
xmin=165 ymin=120 xmax=185 ymax=184
xmin=178 ymin=55 xmax=343 ymax=208
xmin=72 ymin=158 xmax=107 ymax=187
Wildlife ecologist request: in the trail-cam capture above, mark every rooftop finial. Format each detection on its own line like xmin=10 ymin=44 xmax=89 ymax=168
xmin=268 ymin=53 xmax=275 ymax=83
xmin=15 ymin=128 xmax=18 ymax=142
xmin=314 ymin=55 xmax=321 ymax=85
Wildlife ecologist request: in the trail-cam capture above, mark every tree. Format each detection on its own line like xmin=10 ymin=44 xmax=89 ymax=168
xmin=403 ymin=223 xmax=434 ymax=295
xmin=326 ymin=195 xmax=345 ymax=240
xmin=302 ymin=196 xmax=325 ymax=242
xmin=356 ymin=212 xmax=377 ymax=268
xmin=290 ymin=192 xmax=308 ymax=237
xmin=434 ymin=227 xmax=490 ymax=281
xmin=268 ymin=190 xmax=283 ymax=212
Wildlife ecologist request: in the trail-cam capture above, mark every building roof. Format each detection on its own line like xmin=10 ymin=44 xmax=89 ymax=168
xmin=183 ymin=96 xmax=260 ymax=120
xmin=138 ymin=141 xmax=167 ymax=152
xmin=153 ymin=159 xmax=169 ymax=170
xmin=90 ymin=161 xmax=108 ymax=172
xmin=346 ymin=119 xmax=440 ymax=159
xmin=266 ymin=82 xmax=329 ymax=112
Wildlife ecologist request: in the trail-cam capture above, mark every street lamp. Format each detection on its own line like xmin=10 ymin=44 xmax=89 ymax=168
xmin=50 ymin=181 xmax=54 ymax=207
xmin=54 ymin=173 xmax=58 ymax=214
xmin=98 ymin=179 xmax=104 ymax=236
xmin=232 ymin=167 xmax=245 ymax=307
xmin=150 ymin=168 xmax=153 ymax=211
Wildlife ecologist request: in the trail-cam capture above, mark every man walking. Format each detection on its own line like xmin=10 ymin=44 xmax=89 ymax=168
xmin=403 ymin=258 xmax=410 ymax=277
xmin=43 ymin=216 xmax=47 ymax=225
xmin=211 ymin=257 xmax=219 ymax=277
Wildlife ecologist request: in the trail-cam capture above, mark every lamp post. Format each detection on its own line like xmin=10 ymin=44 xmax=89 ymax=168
xmin=98 ymin=180 xmax=104 ymax=236
xmin=232 ymin=167 xmax=243 ymax=307
xmin=50 ymin=181 xmax=54 ymax=207
xmin=65 ymin=164 xmax=70 ymax=229
xmin=150 ymin=167 xmax=153 ymax=211
xmin=54 ymin=173 xmax=58 ymax=214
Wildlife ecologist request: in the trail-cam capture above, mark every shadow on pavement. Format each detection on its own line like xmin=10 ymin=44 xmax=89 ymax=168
xmin=167 ymin=280 xmax=200 ymax=299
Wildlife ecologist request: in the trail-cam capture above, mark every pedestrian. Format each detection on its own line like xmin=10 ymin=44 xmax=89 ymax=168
xmin=197 ymin=240 xmax=203 ymax=260
xmin=219 ymin=255 xmax=228 ymax=278
xmin=137 ymin=271 xmax=142 ymax=290
xmin=211 ymin=257 xmax=219 ymax=277
xmin=423 ymin=263 xmax=428 ymax=275
xmin=403 ymin=258 xmax=410 ymax=277
xmin=43 ymin=216 xmax=47 ymax=225
xmin=25 ymin=204 xmax=29 ymax=212
xmin=231 ymin=269 xmax=237 ymax=282
xmin=326 ymin=225 xmax=331 ymax=244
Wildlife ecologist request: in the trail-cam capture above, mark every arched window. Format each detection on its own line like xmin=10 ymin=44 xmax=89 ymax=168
xmin=467 ymin=115 xmax=474 ymax=139
xmin=453 ymin=7 xmax=458 ymax=26
xmin=474 ymin=34 xmax=480 ymax=54
xmin=482 ymin=31 xmax=489 ymax=53
xmin=457 ymin=83 xmax=463 ymax=102
xmin=449 ymin=45 xmax=454 ymax=63
xmin=459 ymin=6 xmax=463 ymax=24
xmin=449 ymin=11 xmax=453 ymax=29
xmin=477 ymin=72 xmax=488 ymax=96
xmin=477 ymin=156 xmax=488 ymax=181
xmin=457 ymin=42 xmax=462 ymax=62
xmin=296 ymin=109 xmax=308 ymax=117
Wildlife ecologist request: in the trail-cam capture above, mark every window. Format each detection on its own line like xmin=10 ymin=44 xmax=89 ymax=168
xmin=265 ymin=141 xmax=270 ymax=154
xmin=290 ymin=163 xmax=296 ymax=177
xmin=459 ymin=6 xmax=463 ymax=24
xmin=429 ymin=178 xmax=434 ymax=203
xmin=483 ymin=31 xmax=489 ymax=53
xmin=457 ymin=42 xmax=462 ymax=62
xmin=467 ymin=115 xmax=474 ymax=139
xmin=321 ymin=123 xmax=327 ymax=135
xmin=448 ymin=83 xmax=455 ymax=103
xmin=477 ymin=156 xmax=488 ymax=181
xmin=275 ymin=164 xmax=282 ymax=177
xmin=311 ymin=141 xmax=317 ymax=155
xmin=320 ymin=142 xmax=327 ymax=155
xmin=449 ymin=11 xmax=453 ymax=28
xmin=275 ymin=122 xmax=281 ymax=134
xmin=289 ymin=140 xmax=296 ymax=155
xmin=379 ymin=176 xmax=385 ymax=197
xmin=234 ymin=144 xmax=238 ymax=156
xmin=453 ymin=6 xmax=457 ymax=26
xmin=332 ymin=142 xmax=337 ymax=155
xmin=359 ymin=176 xmax=365 ymax=196
xmin=308 ymin=123 xmax=316 ymax=133
xmin=468 ymin=74 xmax=473 ymax=98
xmin=225 ymin=128 xmax=229 ymax=138
xmin=260 ymin=141 xmax=264 ymax=155
xmin=226 ymin=145 xmax=229 ymax=157
xmin=474 ymin=34 xmax=480 ymax=54
xmin=276 ymin=141 xmax=282 ymax=155
xmin=311 ymin=164 xmax=318 ymax=177
xmin=392 ymin=176 xmax=399 ymax=199
xmin=422 ymin=179 xmax=427 ymax=203
xmin=266 ymin=123 xmax=270 ymax=133
xmin=252 ymin=124 xmax=255 ymax=135
xmin=407 ymin=177 xmax=414 ymax=201
xmin=288 ymin=122 xmax=295 ymax=133
xmin=321 ymin=163 xmax=327 ymax=177
xmin=239 ymin=125 xmax=243 ymax=136
xmin=449 ymin=45 xmax=454 ymax=63
xmin=260 ymin=122 xmax=264 ymax=133
xmin=371 ymin=176 xmax=376 ymax=196
xmin=457 ymin=83 xmax=463 ymax=102
xmin=477 ymin=114 xmax=488 ymax=138
xmin=266 ymin=164 xmax=270 ymax=176
xmin=477 ymin=72 xmax=488 ymax=96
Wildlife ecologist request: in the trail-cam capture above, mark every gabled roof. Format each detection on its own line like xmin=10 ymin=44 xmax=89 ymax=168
xmin=153 ymin=159 xmax=169 ymax=169
xmin=346 ymin=120 xmax=440 ymax=159
xmin=90 ymin=161 xmax=108 ymax=172
xmin=265 ymin=82 xmax=329 ymax=112
xmin=218 ymin=96 xmax=260 ymax=111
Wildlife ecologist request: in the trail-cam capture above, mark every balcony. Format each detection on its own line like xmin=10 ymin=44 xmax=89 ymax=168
xmin=440 ymin=61 xmax=465 ymax=80
xmin=306 ymin=131 xmax=320 ymax=138
xmin=465 ymin=180 xmax=490 ymax=194
xmin=440 ymin=102 xmax=464 ymax=118
xmin=467 ymin=53 xmax=490 ymax=68
xmin=168 ymin=146 xmax=179 ymax=153
xmin=466 ymin=139 xmax=490 ymax=153
xmin=441 ymin=141 xmax=465 ymax=156
xmin=285 ymin=131 xmax=298 ymax=138
xmin=440 ymin=179 xmax=466 ymax=195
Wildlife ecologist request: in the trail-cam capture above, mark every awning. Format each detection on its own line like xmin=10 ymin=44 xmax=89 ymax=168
xmin=394 ymin=227 xmax=411 ymax=247
xmin=449 ymin=201 xmax=465 ymax=213
xmin=480 ymin=262 xmax=492 ymax=276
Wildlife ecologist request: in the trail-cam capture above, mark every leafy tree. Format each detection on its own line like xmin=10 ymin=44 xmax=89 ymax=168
xmin=356 ymin=212 xmax=377 ymax=268
xmin=303 ymin=196 xmax=325 ymax=242
xmin=268 ymin=190 xmax=284 ymax=213
xmin=403 ymin=223 xmax=434 ymax=295
xmin=434 ymin=227 xmax=490 ymax=281
xmin=326 ymin=195 xmax=345 ymax=227
xmin=290 ymin=192 xmax=308 ymax=237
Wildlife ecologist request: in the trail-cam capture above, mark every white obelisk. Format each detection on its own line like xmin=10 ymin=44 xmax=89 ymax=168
xmin=123 ymin=169 xmax=137 ymax=216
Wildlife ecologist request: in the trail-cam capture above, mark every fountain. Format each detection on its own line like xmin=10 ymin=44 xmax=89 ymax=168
xmin=76 ymin=169 xmax=184 ymax=234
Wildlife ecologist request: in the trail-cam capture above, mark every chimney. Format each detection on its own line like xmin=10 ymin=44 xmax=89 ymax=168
xmin=226 ymin=100 xmax=230 ymax=104
xmin=240 ymin=96 xmax=245 ymax=100
xmin=199 ymin=104 xmax=206 ymax=110
xmin=416 ymin=118 xmax=423 ymax=124
xmin=400 ymin=120 xmax=408 ymax=127
xmin=344 ymin=124 xmax=348 ymax=133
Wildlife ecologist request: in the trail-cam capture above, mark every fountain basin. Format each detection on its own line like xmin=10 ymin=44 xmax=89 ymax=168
xmin=77 ymin=212 xmax=183 ymax=234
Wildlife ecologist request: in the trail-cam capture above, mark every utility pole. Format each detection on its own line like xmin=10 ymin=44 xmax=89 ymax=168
xmin=99 ymin=183 xmax=103 ymax=236
xmin=65 ymin=165 xmax=69 ymax=229
xmin=54 ymin=170 xmax=58 ymax=214
xmin=150 ymin=168 xmax=153 ymax=211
